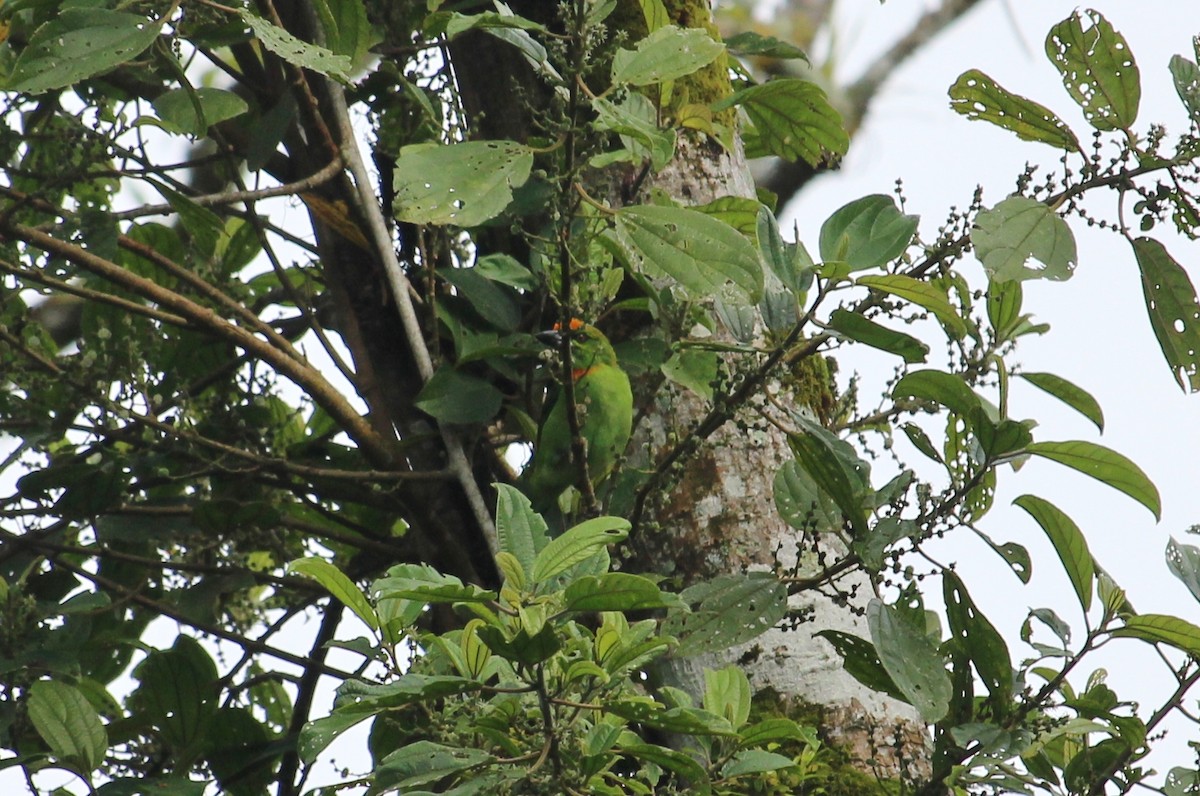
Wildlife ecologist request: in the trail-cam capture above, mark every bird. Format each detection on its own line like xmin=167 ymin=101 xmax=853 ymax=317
xmin=521 ymin=319 xmax=633 ymax=514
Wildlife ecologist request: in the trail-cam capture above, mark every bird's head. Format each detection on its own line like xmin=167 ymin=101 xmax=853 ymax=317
xmin=536 ymin=318 xmax=619 ymax=378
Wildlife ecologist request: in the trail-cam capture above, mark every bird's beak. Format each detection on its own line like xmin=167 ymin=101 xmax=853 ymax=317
xmin=535 ymin=330 xmax=563 ymax=347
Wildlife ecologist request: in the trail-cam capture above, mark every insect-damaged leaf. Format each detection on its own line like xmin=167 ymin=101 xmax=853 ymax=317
xmin=948 ymin=69 xmax=1081 ymax=152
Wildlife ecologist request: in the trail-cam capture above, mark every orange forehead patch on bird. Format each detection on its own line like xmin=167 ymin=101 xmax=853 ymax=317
xmin=553 ymin=318 xmax=587 ymax=333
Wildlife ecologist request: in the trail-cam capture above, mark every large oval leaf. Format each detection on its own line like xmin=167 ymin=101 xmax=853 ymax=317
xmin=1025 ymin=441 xmax=1161 ymax=520
xmin=973 ymin=196 xmax=1077 ymax=282
xmin=857 ymin=274 xmax=968 ymax=338
xmin=1046 ymin=9 xmax=1140 ymax=132
xmin=867 ymin=600 xmax=952 ymax=723
xmin=393 ymin=140 xmax=533 ymax=227
xmin=1018 ymin=372 xmax=1104 ymax=431
xmin=611 ymin=205 xmax=763 ymax=303
xmin=611 ymin=25 xmax=724 ymax=86
xmin=819 ymin=195 xmax=918 ymax=270
xmin=712 ymin=79 xmax=848 ymax=166
xmin=1112 ymin=615 xmax=1200 ymax=657
xmin=8 ymin=9 xmax=163 ymax=94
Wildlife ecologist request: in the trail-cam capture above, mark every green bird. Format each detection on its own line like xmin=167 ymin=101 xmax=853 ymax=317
xmin=522 ymin=319 xmax=633 ymax=514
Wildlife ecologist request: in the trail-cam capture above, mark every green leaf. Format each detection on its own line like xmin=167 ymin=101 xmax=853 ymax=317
xmin=1016 ymin=495 xmax=1094 ymax=612
xmin=856 ymin=274 xmax=968 ymax=338
xmin=986 ymin=278 xmax=1024 ymax=339
xmin=27 ymin=681 xmax=108 ymax=773
xmin=787 ymin=427 xmax=869 ymax=538
xmin=151 ymin=88 xmax=249 ymax=136
xmin=1019 ymin=372 xmax=1104 ymax=431
xmin=437 ymin=266 xmax=520 ymax=332
xmin=1166 ymin=537 xmax=1200 ymax=605
xmin=607 ymin=701 xmax=734 ymax=736
xmin=819 ymin=195 xmax=918 ymax=271
xmin=973 ymin=196 xmax=1077 ymax=282
xmin=611 ymin=25 xmax=725 ymax=86
xmin=562 ymin=573 xmax=671 ymax=612
xmin=723 ymin=749 xmax=798 ymax=778
xmin=1025 ymin=441 xmax=1161 ymax=520
xmin=661 ymin=348 xmax=719 ymax=400
xmin=531 ymin=516 xmax=630 ymax=583
xmin=611 ymin=205 xmax=763 ymax=303
xmin=130 ymin=637 xmax=218 ymax=757
xmin=375 ymin=741 xmax=492 ymax=790
xmin=241 ymin=12 xmax=352 ymax=82
xmin=290 ymin=557 xmax=379 ymax=630
xmin=1170 ymin=54 xmax=1200 ymax=123
xmin=901 ymin=423 xmax=943 ymax=464
xmin=756 ymin=205 xmax=813 ymax=297
xmin=723 ymin=32 xmax=808 ymax=61
xmin=494 ymin=484 xmax=549 ymax=578
xmin=617 ymin=741 xmax=711 ymax=790
xmin=591 ymin=94 xmax=676 ymax=171
xmin=1112 ymin=615 xmax=1200 ymax=657
xmin=737 ymin=718 xmax=810 ymax=748
xmin=828 ymin=308 xmax=928 ymax=363
xmin=892 ymin=369 xmax=985 ymax=422
xmin=693 ymin=196 xmax=762 ymax=237
xmin=867 ymin=600 xmax=952 ymax=723
xmin=814 ymin=630 xmax=906 ymax=703
xmin=393 ymin=140 xmax=533 ymax=227
xmin=8 ymin=9 xmax=163 ymax=94
xmin=704 ymin=665 xmax=751 ymax=729
xmin=773 ymin=459 xmax=846 ymax=533
xmin=713 ymin=79 xmax=848 ymax=166
xmin=942 ymin=572 xmax=1012 ymax=711
xmin=1046 ymin=9 xmax=1140 ymax=131
xmin=312 ymin=0 xmax=373 ymax=64
xmin=372 ymin=564 xmax=495 ymax=605
xmin=1133 ymin=237 xmax=1200 ymax=392
xmin=948 ymin=69 xmax=1081 ymax=152
xmin=666 ymin=573 xmax=788 ymax=657
xmin=414 ymin=367 xmax=504 ymax=424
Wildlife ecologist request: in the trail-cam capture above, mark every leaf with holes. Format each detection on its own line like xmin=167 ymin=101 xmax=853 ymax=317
xmin=8 ymin=9 xmax=163 ymax=94
xmin=1045 ymin=9 xmax=1140 ymax=131
xmin=242 ymin=12 xmax=352 ymax=82
xmin=1167 ymin=537 xmax=1200 ymax=605
xmin=1015 ymin=495 xmax=1094 ymax=612
xmin=611 ymin=25 xmax=724 ymax=86
xmin=610 ymin=205 xmax=763 ymax=303
xmin=948 ymin=69 xmax=1080 ymax=152
xmin=664 ymin=574 xmax=787 ymax=657
xmin=1133 ymin=237 xmax=1200 ymax=392
xmin=974 ymin=196 xmax=1076 ymax=282
xmin=868 ymin=600 xmax=952 ymax=723
xmin=942 ymin=572 xmax=1012 ymax=715
xmin=713 ymin=79 xmax=847 ymax=166
xmin=393 ymin=141 xmax=532 ymax=227
xmin=815 ymin=630 xmax=907 ymax=702
xmin=1170 ymin=54 xmax=1200 ymax=123
xmin=1025 ymin=441 xmax=1160 ymax=520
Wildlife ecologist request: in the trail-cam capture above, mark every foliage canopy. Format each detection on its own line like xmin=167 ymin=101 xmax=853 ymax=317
xmin=1 ymin=1 xmax=1200 ymax=794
